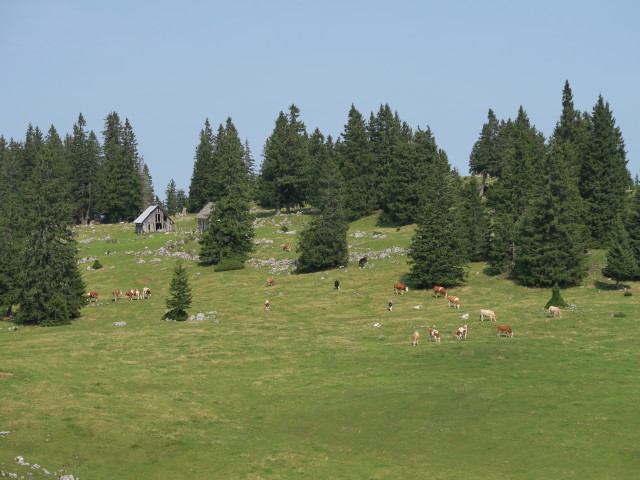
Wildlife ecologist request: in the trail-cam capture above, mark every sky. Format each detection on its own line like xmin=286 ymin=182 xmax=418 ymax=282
xmin=1 ymin=0 xmax=639 ymax=197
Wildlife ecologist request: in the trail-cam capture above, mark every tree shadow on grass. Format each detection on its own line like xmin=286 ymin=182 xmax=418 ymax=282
xmin=594 ymin=280 xmax=631 ymax=291
xmin=375 ymin=212 xmax=408 ymax=229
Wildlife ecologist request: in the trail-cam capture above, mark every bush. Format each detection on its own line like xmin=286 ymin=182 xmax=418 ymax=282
xmin=163 ymin=309 xmax=188 ymax=322
xmin=214 ymin=255 xmax=246 ymax=272
xmin=545 ymin=283 xmax=568 ymax=309
xmin=92 ymin=259 xmax=103 ymax=270
xmin=624 ymin=291 xmax=632 ymax=297
xmin=612 ymin=312 xmax=626 ymax=318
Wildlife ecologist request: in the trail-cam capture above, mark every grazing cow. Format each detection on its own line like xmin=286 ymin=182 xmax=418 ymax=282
xmin=454 ymin=324 xmax=468 ymax=340
xmin=497 ymin=325 xmax=513 ymax=337
xmin=412 ymin=331 xmax=420 ymax=346
xmin=142 ymin=287 xmax=151 ymax=299
xmin=125 ymin=289 xmax=141 ymax=300
xmin=548 ymin=306 xmax=562 ymax=317
xmin=264 ymin=299 xmax=270 ymax=311
xmin=447 ymin=296 xmax=461 ymax=309
xmin=480 ymin=309 xmax=497 ymax=322
xmin=334 ymin=280 xmax=340 ymax=290
xmin=358 ymin=257 xmax=368 ymax=269
xmin=388 ymin=299 xmax=393 ymax=312
xmin=266 ymin=277 xmax=276 ymax=287
xmin=282 ymin=243 xmax=292 ymax=252
xmin=394 ymin=283 xmax=409 ymax=295
xmin=111 ymin=290 xmax=122 ymax=301
xmin=433 ymin=286 xmax=447 ymax=298
xmin=86 ymin=291 xmax=99 ymax=303
xmin=428 ymin=328 xmax=441 ymax=343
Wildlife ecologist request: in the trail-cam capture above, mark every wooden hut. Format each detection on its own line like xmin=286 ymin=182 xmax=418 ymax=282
xmin=134 ymin=205 xmax=174 ymax=234
xmin=196 ymin=202 xmax=216 ymax=233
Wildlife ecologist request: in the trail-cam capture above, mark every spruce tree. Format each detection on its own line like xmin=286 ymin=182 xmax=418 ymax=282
xmin=512 ymin=84 xmax=588 ymax=287
xmin=188 ymin=119 xmax=216 ymax=213
xmin=626 ymin=188 xmax=640 ymax=274
xmin=469 ymin=108 xmax=501 ymax=196
xmin=336 ymin=104 xmax=378 ymax=220
xmin=306 ymin=128 xmax=333 ymax=209
xmin=163 ymin=259 xmax=192 ymax=321
xmin=16 ymin=126 xmax=86 ymax=325
xmin=164 ymin=179 xmax=178 ymax=215
xmin=408 ymin=151 xmax=466 ymax=287
xmin=602 ymin=215 xmax=639 ymax=286
xmin=96 ymin=112 xmax=144 ymax=222
xmin=297 ymin=155 xmax=349 ymax=273
xmin=545 ymin=283 xmax=568 ymax=309
xmin=140 ymin=159 xmax=155 ymax=208
xmin=458 ymin=176 xmax=489 ymax=262
xmin=580 ymin=95 xmax=632 ymax=245
xmin=199 ymin=118 xmax=254 ymax=265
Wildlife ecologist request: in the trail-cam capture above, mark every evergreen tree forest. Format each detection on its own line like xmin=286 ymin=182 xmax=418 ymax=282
xmin=0 ymin=81 xmax=638 ymax=326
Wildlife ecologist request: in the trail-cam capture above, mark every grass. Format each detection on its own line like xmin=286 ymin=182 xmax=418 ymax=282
xmin=1 ymin=211 xmax=639 ymax=479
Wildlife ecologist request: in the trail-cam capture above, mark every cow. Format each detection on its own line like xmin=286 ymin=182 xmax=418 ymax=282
xmin=497 ymin=325 xmax=513 ymax=337
xmin=412 ymin=330 xmax=420 ymax=346
xmin=455 ymin=324 xmax=468 ymax=340
xmin=548 ymin=306 xmax=562 ymax=317
xmin=125 ymin=289 xmax=141 ymax=300
xmin=388 ymin=299 xmax=393 ymax=312
xmin=480 ymin=309 xmax=497 ymax=322
xmin=264 ymin=299 xmax=270 ymax=311
xmin=447 ymin=296 xmax=460 ymax=309
xmin=111 ymin=289 xmax=122 ymax=301
xmin=266 ymin=277 xmax=276 ymax=287
xmin=428 ymin=328 xmax=441 ymax=343
xmin=334 ymin=280 xmax=340 ymax=290
xmin=433 ymin=286 xmax=447 ymax=298
xmin=282 ymin=243 xmax=292 ymax=252
xmin=142 ymin=287 xmax=151 ymax=299
xmin=358 ymin=257 xmax=368 ymax=269
xmin=394 ymin=283 xmax=409 ymax=295
xmin=86 ymin=291 xmax=99 ymax=303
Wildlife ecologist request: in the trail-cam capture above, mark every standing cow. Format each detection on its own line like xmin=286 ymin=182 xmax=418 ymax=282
xmin=358 ymin=257 xmax=368 ymax=269
xmin=480 ymin=309 xmax=497 ymax=322
xmin=334 ymin=280 xmax=340 ymax=290
xmin=282 ymin=244 xmax=292 ymax=252
xmin=412 ymin=331 xmax=420 ymax=346
xmin=433 ymin=286 xmax=447 ymax=298
xmin=388 ymin=299 xmax=393 ymax=312
xmin=266 ymin=277 xmax=276 ymax=287
xmin=142 ymin=287 xmax=151 ymax=299
xmin=429 ymin=328 xmax=441 ymax=343
xmin=497 ymin=325 xmax=513 ymax=337
xmin=111 ymin=290 xmax=122 ymax=301
xmin=548 ymin=306 xmax=562 ymax=317
xmin=447 ymin=296 xmax=460 ymax=309
xmin=394 ymin=283 xmax=409 ymax=295
xmin=264 ymin=299 xmax=270 ymax=311
xmin=86 ymin=292 xmax=99 ymax=303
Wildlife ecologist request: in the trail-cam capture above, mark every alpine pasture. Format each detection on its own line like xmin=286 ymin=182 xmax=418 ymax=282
xmin=1 ymin=211 xmax=639 ymax=479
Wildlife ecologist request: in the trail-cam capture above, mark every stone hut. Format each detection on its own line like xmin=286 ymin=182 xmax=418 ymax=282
xmin=134 ymin=205 xmax=174 ymax=234
xmin=196 ymin=202 xmax=216 ymax=233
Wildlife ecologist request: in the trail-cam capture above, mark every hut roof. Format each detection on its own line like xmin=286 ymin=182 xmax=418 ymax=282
xmin=196 ymin=202 xmax=216 ymax=220
xmin=134 ymin=205 xmax=169 ymax=224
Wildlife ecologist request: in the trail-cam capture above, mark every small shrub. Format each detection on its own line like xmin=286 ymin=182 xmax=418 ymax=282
xmin=623 ymin=291 xmax=632 ymax=297
xmin=163 ymin=309 xmax=188 ymax=322
xmin=92 ymin=259 xmax=103 ymax=270
xmin=612 ymin=312 xmax=626 ymax=318
xmin=545 ymin=283 xmax=568 ymax=309
xmin=280 ymin=225 xmax=289 ymax=233
xmin=214 ymin=255 xmax=246 ymax=272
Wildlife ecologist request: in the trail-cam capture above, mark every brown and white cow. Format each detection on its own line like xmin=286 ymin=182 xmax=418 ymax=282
xmin=480 ymin=309 xmax=497 ymax=322
xmin=86 ymin=291 xmax=99 ymax=303
xmin=125 ymin=289 xmax=141 ymax=300
xmin=548 ymin=306 xmax=562 ymax=317
xmin=264 ymin=299 xmax=270 ymax=311
xmin=447 ymin=295 xmax=461 ymax=309
xmin=433 ymin=286 xmax=447 ymax=298
xmin=142 ymin=287 xmax=151 ymax=299
xmin=282 ymin=243 xmax=292 ymax=252
xmin=111 ymin=290 xmax=122 ymax=301
xmin=266 ymin=277 xmax=276 ymax=287
xmin=394 ymin=283 xmax=409 ymax=295
xmin=454 ymin=325 xmax=468 ymax=340
xmin=497 ymin=325 xmax=513 ymax=337
xmin=412 ymin=330 xmax=420 ymax=346
xmin=429 ymin=328 xmax=441 ymax=343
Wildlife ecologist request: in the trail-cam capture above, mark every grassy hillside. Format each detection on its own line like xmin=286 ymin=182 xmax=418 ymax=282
xmin=1 ymin=211 xmax=639 ymax=479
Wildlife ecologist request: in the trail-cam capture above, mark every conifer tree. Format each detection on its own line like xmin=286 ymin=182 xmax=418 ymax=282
xmin=457 ymin=177 xmax=489 ymax=262
xmin=626 ymin=189 xmax=640 ymax=274
xmin=335 ymin=105 xmax=378 ymax=220
xmin=243 ymin=139 xmax=257 ymax=201
xmin=140 ymin=159 xmax=155 ymax=208
xmin=16 ymin=126 xmax=85 ymax=325
xmin=512 ymin=84 xmax=588 ymax=287
xmin=188 ymin=119 xmax=216 ymax=213
xmin=199 ymin=118 xmax=254 ymax=265
xmin=408 ymin=150 xmax=466 ymax=287
xmin=297 ymin=155 xmax=348 ymax=273
xmin=602 ymin=215 xmax=638 ymax=286
xmin=96 ymin=112 xmax=144 ymax=222
xmin=306 ymin=128 xmax=334 ymax=209
xmin=164 ymin=179 xmax=178 ymax=215
xmin=469 ymin=108 xmax=501 ymax=196
xmin=163 ymin=259 xmax=192 ymax=321
xmin=545 ymin=283 xmax=568 ymax=309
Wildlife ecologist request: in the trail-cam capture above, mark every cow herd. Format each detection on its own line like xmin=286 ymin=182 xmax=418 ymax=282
xmin=86 ymin=287 xmax=151 ymax=304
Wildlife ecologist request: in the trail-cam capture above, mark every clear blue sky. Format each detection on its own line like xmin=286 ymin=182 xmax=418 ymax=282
xmin=2 ymin=0 xmax=638 ymax=197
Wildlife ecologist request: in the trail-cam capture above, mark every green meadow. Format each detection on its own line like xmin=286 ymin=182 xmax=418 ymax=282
xmin=1 ymin=211 xmax=639 ymax=479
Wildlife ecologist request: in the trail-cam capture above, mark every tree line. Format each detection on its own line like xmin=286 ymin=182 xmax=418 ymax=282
xmin=1 ymin=80 xmax=638 ymax=325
